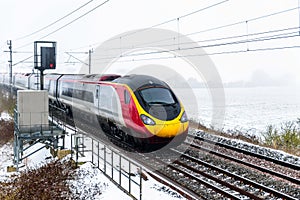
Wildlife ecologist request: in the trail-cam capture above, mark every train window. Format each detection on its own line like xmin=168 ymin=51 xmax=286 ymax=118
xmin=124 ymin=90 xmax=130 ymax=104
xmin=82 ymin=90 xmax=93 ymax=103
xmin=139 ymin=87 xmax=176 ymax=105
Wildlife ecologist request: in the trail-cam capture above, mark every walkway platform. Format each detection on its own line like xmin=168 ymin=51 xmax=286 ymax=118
xmin=13 ymin=109 xmax=66 ymax=170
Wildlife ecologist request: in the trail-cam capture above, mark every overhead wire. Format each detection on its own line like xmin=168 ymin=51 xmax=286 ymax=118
xmin=14 ymin=0 xmax=111 ymax=50
xmin=116 ymin=0 xmax=229 ymax=39
xmin=8 ymin=1 xmax=300 ymax=69
xmin=93 ymin=45 xmax=300 ymax=65
xmin=93 ymin=26 xmax=300 ymax=52
xmin=12 ymin=55 xmax=33 ymax=67
xmin=175 ymin=31 xmax=299 ymax=52
xmin=14 ymin=0 xmax=95 ymax=41
xmin=67 ymin=0 xmax=230 ymax=51
xmin=65 ymin=52 xmax=88 ymax=66
xmin=38 ymin=0 xmax=110 ymax=40
xmin=93 ymin=6 xmax=300 ymax=52
xmin=186 ymin=6 xmax=300 ymax=37
xmin=91 ymin=28 xmax=300 ymax=61
xmin=93 ymin=38 xmax=300 ymax=66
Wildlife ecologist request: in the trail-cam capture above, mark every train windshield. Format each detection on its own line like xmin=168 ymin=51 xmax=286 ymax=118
xmin=139 ymin=87 xmax=176 ymax=105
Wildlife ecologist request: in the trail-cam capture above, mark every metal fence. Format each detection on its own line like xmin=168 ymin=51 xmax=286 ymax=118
xmin=71 ymin=133 xmax=143 ymax=200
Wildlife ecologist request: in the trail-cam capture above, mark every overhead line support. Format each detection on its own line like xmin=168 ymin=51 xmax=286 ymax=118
xmin=7 ymin=40 xmax=13 ymax=85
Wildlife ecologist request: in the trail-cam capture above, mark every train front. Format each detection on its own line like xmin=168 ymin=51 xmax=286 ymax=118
xmin=123 ymin=75 xmax=189 ymax=147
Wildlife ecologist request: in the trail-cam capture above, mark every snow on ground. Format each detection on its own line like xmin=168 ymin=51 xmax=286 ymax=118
xmin=2 ymin=124 xmax=299 ymax=199
xmin=193 ymin=129 xmax=300 ymax=165
xmin=0 ymin=114 xmax=184 ymax=199
xmin=0 ymin=142 xmax=52 ymax=180
xmin=0 ymin=143 xmax=14 ymax=181
xmin=69 ymin=162 xmax=132 ymax=200
xmin=0 ymin=136 xmax=185 ymax=200
xmin=69 ymin=161 xmax=184 ymax=200
xmin=0 ymin=112 xmax=11 ymax=121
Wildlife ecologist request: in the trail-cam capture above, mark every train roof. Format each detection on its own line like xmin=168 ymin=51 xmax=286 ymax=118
xmin=55 ymin=74 xmax=121 ymax=83
xmin=113 ymin=74 xmax=169 ymax=91
xmin=81 ymin=74 xmax=121 ymax=82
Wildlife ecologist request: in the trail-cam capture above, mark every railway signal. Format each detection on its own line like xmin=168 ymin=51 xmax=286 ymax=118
xmin=34 ymin=41 xmax=57 ymax=90
xmin=41 ymin=47 xmax=56 ymax=69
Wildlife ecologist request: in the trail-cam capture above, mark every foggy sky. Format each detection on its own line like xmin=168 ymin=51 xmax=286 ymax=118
xmin=0 ymin=0 xmax=300 ymax=86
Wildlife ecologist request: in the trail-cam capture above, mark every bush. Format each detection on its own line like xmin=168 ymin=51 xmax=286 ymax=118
xmin=0 ymin=120 xmax=14 ymax=145
xmin=262 ymin=120 xmax=300 ymax=155
xmin=0 ymin=159 xmax=75 ymax=199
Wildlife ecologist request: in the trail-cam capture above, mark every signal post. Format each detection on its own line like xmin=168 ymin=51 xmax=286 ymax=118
xmin=34 ymin=41 xmax=56 ymax=90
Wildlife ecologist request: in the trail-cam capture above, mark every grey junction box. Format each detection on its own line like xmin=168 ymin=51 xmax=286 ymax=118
xmin=17 ymin=90 xmax=49 ymax=132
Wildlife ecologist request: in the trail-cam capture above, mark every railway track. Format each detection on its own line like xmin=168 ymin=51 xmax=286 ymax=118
xmin=191 ymin=131 xmax=300 ymax=170
xmin=186 ymin=139 xmax=300 ymax=185
xmin=136 ymin=145 xmax=299 ymax=200
xmin=50 ymin=107 xmax=300 ymax=199
xmin=185 ymin=132 xmax=300 ymax=185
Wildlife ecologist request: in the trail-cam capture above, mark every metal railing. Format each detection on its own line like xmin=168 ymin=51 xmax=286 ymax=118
xmin=72 ymin=133 xmax=143 ymax=200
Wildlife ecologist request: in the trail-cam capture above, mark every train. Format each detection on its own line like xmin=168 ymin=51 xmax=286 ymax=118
xmin=0 ymin=72 xmax=189 ymax=149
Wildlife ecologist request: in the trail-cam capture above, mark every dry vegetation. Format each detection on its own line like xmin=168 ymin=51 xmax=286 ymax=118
xmin=0 ymin=87 xmax=16 ymax=145
xmin=262 ymin=120 xmax=300 ymax=156
xmin=0 ymin=119 xmax=14 ymax=145
xmin=0 ymin=87 xmax=16 ymax=117
xmin=0 ymin=159 xmax=76 ymax=200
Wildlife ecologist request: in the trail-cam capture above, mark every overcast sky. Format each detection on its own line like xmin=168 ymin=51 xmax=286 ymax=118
xmin=1 ymin=0 xmax=300 ymax=86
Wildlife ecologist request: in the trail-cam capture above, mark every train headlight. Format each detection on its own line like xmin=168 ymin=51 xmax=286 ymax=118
xmin=140 ymin=114 xmax=156 ymax=125
xmin=180 ymin=111 xmax=188 ymax=123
